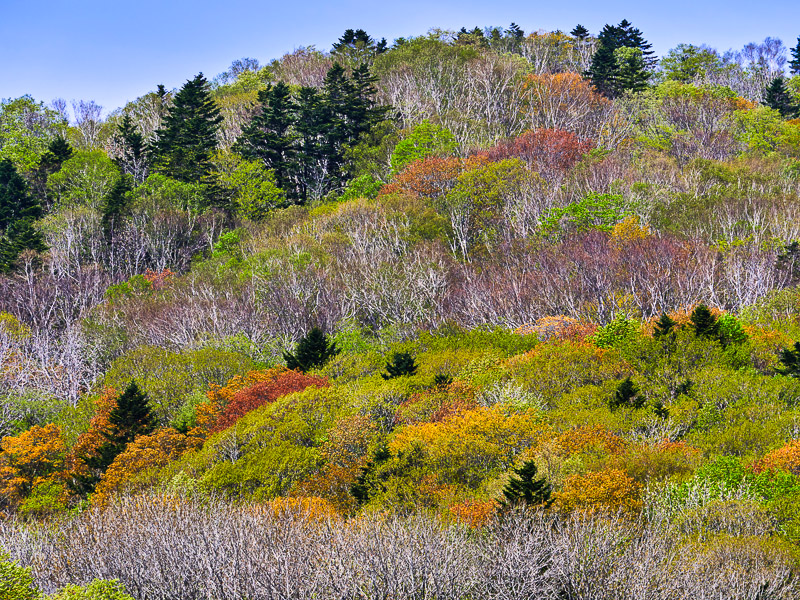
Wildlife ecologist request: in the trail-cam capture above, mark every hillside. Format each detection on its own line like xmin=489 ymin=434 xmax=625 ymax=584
xmin=1 ymin=22 xmax=800 ymax=599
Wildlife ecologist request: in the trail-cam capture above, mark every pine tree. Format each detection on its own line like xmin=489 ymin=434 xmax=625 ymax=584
xmin=283 ymin=327 xmax=339 ymax=372
xmin=235 ymin=82 xmax=297 ymax=195
xmin=609 ymin=377 xmax=645 ymax=410
xmin=499 ymin=461 xmax=552 ymax=509
xmin=614 ymin=46 xmax=651 ymax=93
xmin=586 ymin=20 xmax=654 ymax=97
xmin=570 ymin=24 xmax=590 ymax=40
xmin=0 ymin=159 xmax=42 ymax=231
xmin=777 ymin=342 xmax=800 ymax=378
xmin=508 ymin=22 xmax=525 ymax=39
xmin=101 ymin=173 xmax=134 ymax=239
xmin=764 ymin=77 xmax=799 ymax=118
xmin=790 ymin=36 xmax=800 ymax=76
xmin=149 ymin=73 xmax=222 ymax=186
xmin=382 ymin=352 xmax=418 ymax=380
xmin=293 ymin=86 xmax=328 ymax=203
xmin=690 ymin=304 xmax=720 ymax=339
xmin=653 ymin=313 xmax=677 ymax=339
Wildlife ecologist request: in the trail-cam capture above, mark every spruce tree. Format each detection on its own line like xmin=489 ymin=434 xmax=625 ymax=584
xmin=382 ymin=352 xmax=418 ymax=380
xmin=570 ymin=24 xmax=590 ymax=40
xmin=114 ymin=115 xmax=148 ymax=183
xmin=690 ymin=304 xmax=720 ymax=339
xmin=149 ymin=73 xmax=222 ymax=185
xmin=764 ymin=77 xmax=799 ymax=118
xmin=614 ymin=47 xmax=651 ymax=93
xmin=0 ymin=159 xmax=42 ymax=231
xmin=790 ymin=36 xmax=800 ymax=76
xmin=507 ymin=23 xmax=525 ymax=40
xmin=101 ymin=174 xmax=134 ymax=239
xmin=283 ymin=327 xmax=339 ymax=372
xmin=235 ymin=82 xmax=297 ymax=196
xmin=653 ymin=313 xmax=677 ymax=339
xmin=499 ymin=461 xmax=552 ymax=509
xmin=777 ymin=342 xmax=800 ymax=378
xmin=609 ymin=377 xmax=645 ymax=410
xmin=586 ymin=20 xmax=654 ymax=97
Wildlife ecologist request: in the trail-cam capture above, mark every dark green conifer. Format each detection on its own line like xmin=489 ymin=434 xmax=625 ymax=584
xmin=570 ymin=24 xmax=590 ymax=40
xmin=586 ymin=20 xmax=654 ymax=97
xmin=609 ymin=376 xmax=645 ymax=410
xmin=283 ymin=327 xmax=339 ymax=373
xmin=690 ymin=304 xmax=719 ymax=339
xmin=101 ymin=174 xmax=134 ymax=239
xmin=764 ymin=77 xmax=799 ymax=118
xmin=114 ymin=115 xmax=148 ymax=183
xmin=777 ymin=342 xmax=800 ymax=378
xmin=790 ymin=36 xmax=800 ymax=75
xmin=499 ymin=461 xmax=552 ymax=509
xmin=653 ymin=313 xmax=677 ymax=339
xmin=0 ymin=159 xmax=42 ymax=230
xmin=382 ymin=352 xmax=418 ymax=380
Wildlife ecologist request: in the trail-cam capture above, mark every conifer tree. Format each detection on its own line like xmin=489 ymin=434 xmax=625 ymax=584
xmin=777 ymin=342 xmax=800 ymax=378
xmin=507 ymin=23 xmax=525 ymax=40
xmin=690 ymin=304 xmax=720 ymax=339
xmin=114 ymin=115 xmax=148 ymax=183
xmin=0 ymin=159 xmax=42 ymax=230
xmin=499 ymin=461 xmax=552 ymax=509
xmin=101 ymin=173 xmax=134 ymax=239
xmin=283 ymin=327 xmax=339 ymax=372
xmin=790 ymin=36 xmax=800 ymax=75
xmin=764 ymin=77 xmax=799 ymax=118
xmin=614 ymin=46 xmax=651 ymax=93
xmin=586 ymin=20 xmax=654 ymax=97
xmin=571 ymin=24 xmax=590 ymax=40
xmin=382 ymin=352 xmax=418 ymax=380
xmin=653 ymin=313 xmax=677 ymax=339
xmin=609 ymin=377 xmax=645 ymax=410
xmin=149 ymin=73 xmax=222 ymax=186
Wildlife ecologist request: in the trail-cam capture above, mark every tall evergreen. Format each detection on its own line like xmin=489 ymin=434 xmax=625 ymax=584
xmin=115 ymin=115 xmax=148 ymax=184
xmin=0 ymin=159 xmax=42 ymax=230
xmin=499 ymin=461 xmax=552 ymax=509
xmin=609 ymin=377 xmax=645 ymax=410
xmin=653 ymin=313 xmax=677 ymax=339
xmin=764 ymin=77 xmax=799 ymax=118
xmin=690 ymin=304 xmax=720 ymax=339
xmin=790 ymin=36 xmax=800 ymax=76
xmin=149 ymin=73 xmax=222 ymax=185
xmin=283 ymin=327 xmax=339 ymax=372
xmin=777 ymin=342 xmax=800 ymax=378
xmin=382 ymin=352 xmax=418 ymax=380
xmin=586 ymin=20 xmax=654 ymax=97
xmin=570 ymin=24 xmax=590 ymax=40
xmin=235 ymin=82 xmax=297 ymax=195
xmin=101 ymin=173 xmax=134 ymax=240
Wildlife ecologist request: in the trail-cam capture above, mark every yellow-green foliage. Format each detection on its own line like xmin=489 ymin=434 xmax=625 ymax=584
xmin=0 ymin=552 xmax=38 ymax=600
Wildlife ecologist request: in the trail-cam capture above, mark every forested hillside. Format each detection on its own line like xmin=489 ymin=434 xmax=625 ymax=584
xmin=2 ymin=21 xmax=800 ymax=599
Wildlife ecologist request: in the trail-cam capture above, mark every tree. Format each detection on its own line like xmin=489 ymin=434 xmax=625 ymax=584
xmin=660 ymin=44 xmax=724 ymax=83
xmin=613 ymin=46 xmax=650 ymax=93
xmin=764 ymin=77 xmax=799 ymax=118
xmin=777 ymin=342 xmax=800 ymax=378
xmin=101 ymin=173 xmax=134 ymax=239
xmin=586 ymin=20 xmax=654 ymax=97
xmin=609 ymin=377 xmax=645 ymax=410
xmin=283 ymin=327 xmax=339 ymax=373
xmin=690 ymin=304 xmax=720 ymax=339
xmin=790 ymin=36 xmax=800 ymax=75
xmin=499 ymin=460 xmax=552 ymax=509
xmin=114 ymin=114 xmax=148 ymax=183
xmin=653 ymin=312 xmax=677 ymax=339
xmin=382 ymin=352 xmax=418 ymax=379
xmin=149 ymin=73 xmax=222 ymax=186
xmin=571 ymin=24 xmax=590 ymax=40
xmin=0 ymin=159 xmax=41 ymax=230
xmin=332 ymin=29 xmax=387 ymax=65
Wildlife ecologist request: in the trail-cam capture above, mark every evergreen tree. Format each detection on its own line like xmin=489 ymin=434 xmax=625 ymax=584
xmin=74 ymin=382 xmax=155 ymax=495
xmin=690 ymin=304 xmax=720 ymax=339
xmin=0 ymin=159 xmax=42 ymax=231
xmin=653 ymin=312 xmax=677 ymax=339
xmin=586 ymin=20 xmax=654 ymax=97
xmin=382 ymin=352 xmax=418 ymax=380
xmin=609 ymin=377 xmax=645 ymax=410
xmin=235 ymin=82 xmax=297 ymax=196
xmin=283 ymin=327 xmax=339 ymax=372
xmin=114 ymin=115 xmax=148 ymax=183
xmin=570 ymin=24 xmax=590 ymax=40
xmin=293 ymin=86 xmax=328 ymax=203
xmin=332 ymin=29 xmax=387 ymax=64
xmin=350 ymin=443 xmax=391 ymax=506
xmin=507 ymin=22 xmax=525 ymax=40
xmin=614 ymin=46 xmax=651 ymax=93
xmin=0 ymin=219 xmax=46 ymax=272
xmin=499 ymin=461 xmax=552 ymax=509
xmin=777 ymin=342 xmax=800 ymax=378
xmin=101 ymin=174 xmax=134 ymax=239
xmin=149 ymin=73 xmax=222 ymax=186
xmin=764 ymin=77 xmax=799 ymax=118
xmin=790 ymin=36 xmax=800 ymax=76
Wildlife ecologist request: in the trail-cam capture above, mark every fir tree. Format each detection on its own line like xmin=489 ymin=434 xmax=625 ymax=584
xmin=0 ymin=159 xmax=42 ymax=231
xmin=149 ymin=73 xmax=222 ymax=186
xmin=764 ymin=77 xmax=799 ymax=118
xmin=570 ymin=24 xmax=590 ymax=40
xmin=283 ymin=327 xmax=339 ymax=373
xmin=653 ymin=312 xmax=677 ymax=339
xmin=114 ymin=115 xmax=148 ymax=183
xmin=790 ymin=36 xmax=800 ymax=76
xmin=614 ymin=46 xmax=651 ymax=93
xmin=101 ymin=174 xmax=134 ymax=239
xmin=499 ymin=461 xmax=552 ymax=509
xmin=507 ymin=22 xmax=525 ymax=39
xmin=350 ymin=444 xmax=391 ymax=506
xmin=690 ymin=304 xmax=720 ymax=339
xmin=777 ymin=342 xmax=800 ymax=378
xmin=235 ymin=82 xmax=297 ymax=195
xmin=609 ymin=377 xmax=645 ymax=410
xmin=586 ymin=20 xmax=654 ymax=97
xmin=382 ymin=352 xmax=418 ymax=380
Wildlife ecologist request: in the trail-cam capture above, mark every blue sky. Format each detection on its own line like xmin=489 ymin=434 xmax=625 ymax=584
xmin=1 ymin=0 xmax=798 ymax=115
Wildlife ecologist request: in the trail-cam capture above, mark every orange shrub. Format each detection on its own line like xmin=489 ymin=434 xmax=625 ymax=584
xmin=66 ymin=388 xmax=118 ymax=480
xmin=753 ymin=440 xmax=800 ymax=475
xmin=555 ymin=468 xmax=642 ymax=514
xmin=380 ymin=155 xmax=488 ymax=200
xmin=476 ymin=128 xmax=594 ymax=177
xmin=0 ymin=423 xmax=66 ymax=508
xmin=261 ymin=496 xmax=340 ymax=522
xmin=449 ymin=498 xmax=498 ymax=528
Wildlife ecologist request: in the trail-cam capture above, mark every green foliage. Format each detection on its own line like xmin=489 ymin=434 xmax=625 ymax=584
xmin=690 ymin=304 xmax=720 ymax=339
xmin=499 ymin=460 xmax=553 ymax=509
xmin=382 ymin=352 xmax=418 ymax=379
xmin=777 ymin=342 xmax=800 ymax=377
xmin=338 ymin=173 xmax=383 ymax=201
xmin=283 ymin=327 xmax=339 ymax=373
xmin=590 ymin=315 xmax=640 ymax=350
xmin=213 ymin=151 xmax=286 ymax=220
xmin=0 ymin=95 xmax=63 ymax=172
xmin=540 ymin=193 xmax=630 ymax=236
xmin=764 ymin=77 xmax=800 ymax=119
xmin=653 ymin=313 xmax=677 ymax=339
xmin=131 ymin=173 xmax=207 ymax=213
xmin=609 ymin=376 xmax=645 ymax=411
xmin=0 ymin=552 xmax=39 ymax=600
xmin=389 ymin=120 xmax=457 ymax=175
xmin=49 ymin=580 xmax=134 ymax=600
xmin=47 ymin=150 xmax=119 ymax=210
xmin=659 ymin=44 xmax=725 ymax=83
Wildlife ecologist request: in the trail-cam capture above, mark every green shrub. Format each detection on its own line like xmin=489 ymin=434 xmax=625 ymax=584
xmin=0 ymin=552 xmax=38 ymax=600
xmin=49 ymin=580 xmax=134 ymax=600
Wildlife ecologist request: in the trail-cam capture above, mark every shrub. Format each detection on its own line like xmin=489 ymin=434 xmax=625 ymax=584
xmin=555 ymin=468 xmax=642 ymax=513
xmin=0 ymin=552 xmax=38 ymax=600
xmin=49 ymin=580 xmax=134 ymax=600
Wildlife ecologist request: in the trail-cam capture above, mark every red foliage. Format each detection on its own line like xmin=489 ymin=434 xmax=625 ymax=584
xmin=212 ymin=371 xmax=329 ymax=432
xmin=143 ymin=269 xmax=174 ymax=291
xmin=380 ymin=155 xmax=488 ymax=200
xmin=476 ymin=129 xmax=594 ymax=179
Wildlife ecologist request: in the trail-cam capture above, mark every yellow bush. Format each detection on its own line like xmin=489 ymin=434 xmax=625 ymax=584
xmin=555 ymin=468 xmax=642 ymax=514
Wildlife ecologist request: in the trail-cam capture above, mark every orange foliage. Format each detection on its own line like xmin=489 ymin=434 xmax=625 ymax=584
xmin=753 ymin=440 xmax=800 ymax=475
xmin=477 ymin=128 xmax=594 ymax=176
xmin=449 ymin=498 xmax=498 ymax=528
xmin=380 ymin=155 xmax=488 ymax=200
xmin=143 ymin=268 xmax=174 ymax=290
xmin=92 ymin=428 xmax=204 ymax=506
xmin=396 ymin=381 xmax=478 ymax=426
xmin=66 ymin=388 xmax=118 ymax=478
xmin=555 ymin=468 xmax=642 ymax=514
xmin=209 ymin=368 xmax=329 ymax=433
xmin=0 ymin=423 xmax=66 ymax=507
xmin=551 ymin=425 xmax=627 ymax=458
xmin=515 ymin=316 xmax=597 ymax=343
xmin=258 ymin=496 xmax=340 ymax=522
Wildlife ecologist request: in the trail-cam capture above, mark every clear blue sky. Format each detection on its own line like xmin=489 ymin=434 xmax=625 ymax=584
xmin=1 ymin=0 xmax=798 ymax=115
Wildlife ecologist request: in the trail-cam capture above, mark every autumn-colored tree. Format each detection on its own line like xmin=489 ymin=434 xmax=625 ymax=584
xmin=753 ymin=439 xmax=800 ymax=475
xmin=555 ymin=468 xmax=642 ymax=513
xmin=0 ymin=423 xmax=66 ymax=510
xmin=448 ymin=498 xmax=498 ymax=528
xmin=380 ymin=155 xmax=487 ymax=200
